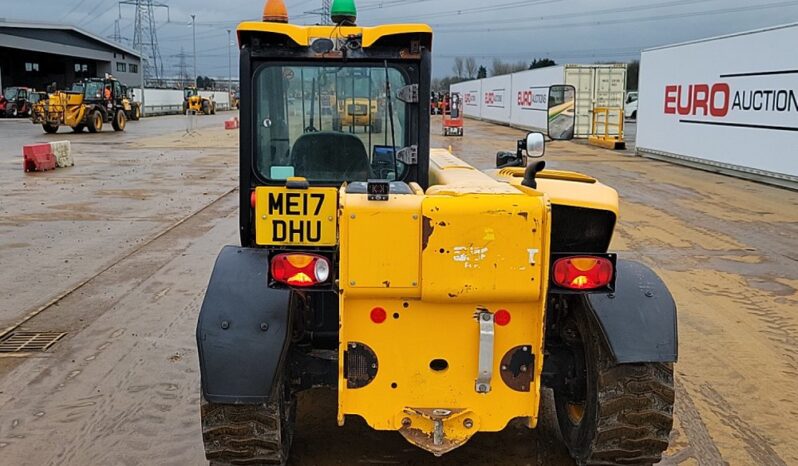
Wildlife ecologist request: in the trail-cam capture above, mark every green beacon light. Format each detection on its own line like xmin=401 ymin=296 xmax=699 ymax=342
xmin=331 ymin=0 xmax=357 ymax=25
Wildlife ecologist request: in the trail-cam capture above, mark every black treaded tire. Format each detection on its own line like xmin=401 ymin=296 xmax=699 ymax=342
xmin=131 ymin=104 xmax=141 ymax=121
xmin=112 ymin=109 xmax=126 ymax=131
xmin=554 ymin=308 xmax=674 ymax=465
xmin=43 ymin=122 xmax=59 ymax=134
xmin=87 ymin=110 xmax=103 ymax=133
xmin=202 ymin=101 xmax=211 ymax=115
xmin=201 ymin=383 xmax=295 ymax=465
xmin=72 ymin=124 xmax=85 ymax=133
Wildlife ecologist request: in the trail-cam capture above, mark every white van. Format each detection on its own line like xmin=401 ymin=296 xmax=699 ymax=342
xmin=624 ymin=91 xmax=638 ymax=120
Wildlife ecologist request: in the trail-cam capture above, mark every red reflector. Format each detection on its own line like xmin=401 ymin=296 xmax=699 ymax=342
xmin=270 ymin=253 xmax=330 ymax=287
xmin=370 ymin=307 xmax=387 ymax=324
xmin=553 ymin=256 xmax=613 ymax=290
xmin=250 ymin=191 xmax=257 ymax=209
xmin=494 ymin=309 xmax=511 ymax=326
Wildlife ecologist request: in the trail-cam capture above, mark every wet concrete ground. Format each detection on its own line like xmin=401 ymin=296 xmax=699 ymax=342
xmin=0 ymin=114 xmax=796 ymax=465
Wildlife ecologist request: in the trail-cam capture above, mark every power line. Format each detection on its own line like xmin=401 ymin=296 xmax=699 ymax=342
xmin=426 ymin=0 xmax=723 ymax=29
xmin=434 ymin=1 xmax=798 ymax=33
xmin=363 ymin=0 xmax=562 ymax=23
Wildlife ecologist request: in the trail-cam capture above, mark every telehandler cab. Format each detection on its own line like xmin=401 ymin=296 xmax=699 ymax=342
xmin=196 ymin=1 xmax=678 ymax=464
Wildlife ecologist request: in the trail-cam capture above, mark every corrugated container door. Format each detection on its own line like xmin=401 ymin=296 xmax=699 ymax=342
xmin=565 ymin=66 xmax=594 ymax=138
xmin=593 ymin=65 xmax=627 ymax=136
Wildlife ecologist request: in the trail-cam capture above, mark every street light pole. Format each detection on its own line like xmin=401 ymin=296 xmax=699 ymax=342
xmin=227 ymin=29 xmax=232 ymax=109
xmin=138 ymin=37 xmax=145 ymax=117
xmin=191 ymin=14 xmax=197 ymax=86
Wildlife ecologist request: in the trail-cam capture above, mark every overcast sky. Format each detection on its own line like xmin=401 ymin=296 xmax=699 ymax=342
xmin=4 ymin=0 xmax=798 ymax=78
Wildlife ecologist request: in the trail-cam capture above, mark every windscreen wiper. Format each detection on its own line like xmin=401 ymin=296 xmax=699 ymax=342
xmin=306 ymin=77 xmax=317 ymax=133
xmin=384 ymin=60 xmax=398 ymax=180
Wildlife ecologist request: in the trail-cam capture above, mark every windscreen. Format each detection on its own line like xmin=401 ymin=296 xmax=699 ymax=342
xmin=254 ymin=64 xmax=408 ymax=183
xmin=84 ymin=82 xmax=104 ymax=99
xmin=5 ymin=88 xmax=18 ymax=100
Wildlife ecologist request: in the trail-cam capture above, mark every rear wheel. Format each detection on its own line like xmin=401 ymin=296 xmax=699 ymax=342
xmin=202 ymin=101 xmax=211 ymax=115
xmin=131 ymin=104 xmax=141 ymax=121
xmin=87 ymin=110 xmax=103 ymax=133
xmin=553 ymin=306 xmax=674 ymax=465
xmin=72 ymin=124 xmax=85 ymax=133
xmin=201 ymin=381 xmax=295 ymax=465
xmin=112 ymin=109 xmax=126 ymax=131
xmin=42 ymin=123 xmax=59 ymax=134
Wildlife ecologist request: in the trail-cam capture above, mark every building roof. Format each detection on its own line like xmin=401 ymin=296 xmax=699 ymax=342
xmin=0 ymin=19 xmax=140 ymax=58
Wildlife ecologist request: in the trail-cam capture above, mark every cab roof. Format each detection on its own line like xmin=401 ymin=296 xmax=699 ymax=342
xmin=236 ymin=22 xmax=432 ymax=50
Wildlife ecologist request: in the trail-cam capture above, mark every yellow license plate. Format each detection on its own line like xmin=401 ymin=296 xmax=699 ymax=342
xmin=255 ymin=187 xmax=338 ymax=246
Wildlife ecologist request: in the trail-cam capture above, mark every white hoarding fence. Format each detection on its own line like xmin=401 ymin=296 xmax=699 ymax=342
xmin=451 ymin=81 xmax=481 ymax=119
xmin=129 ymin=88 xmax=230 ymax=116
xmin=480 ymin=75 xmax=512 ymax=124
xmin=449 ymin=64 xmax=626 ymax=138
xmin=637 ymin=23 xmax=798 ymax=187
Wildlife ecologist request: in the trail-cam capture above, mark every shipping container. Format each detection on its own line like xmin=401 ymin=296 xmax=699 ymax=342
xmin=636 ymin=23 xmax=798 ymax=189
xmin=450 ymin=64 xmax=627 ymax=138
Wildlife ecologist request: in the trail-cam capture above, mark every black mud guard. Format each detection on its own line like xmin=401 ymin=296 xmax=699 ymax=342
xmin=197 ymin=246 xmax=291 ymax=404
xmin=582 ymin=259 xmax=678 ymax=363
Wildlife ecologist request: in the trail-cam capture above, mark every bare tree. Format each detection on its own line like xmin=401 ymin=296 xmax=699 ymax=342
xmin=453 ymin=57 xmax=465 ymax=79
xmin=465 ymin=57 xmax=478 ymax=79
xmin=490 ymin=58 xmax=529 ymax=76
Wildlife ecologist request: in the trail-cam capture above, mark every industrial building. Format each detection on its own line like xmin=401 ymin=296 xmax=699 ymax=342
xmin=0 ymin=20 xmax=141 ymax=91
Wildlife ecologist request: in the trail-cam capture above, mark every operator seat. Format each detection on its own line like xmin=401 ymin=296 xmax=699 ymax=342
xmin=290 ymin=131 xmax=373 ymax=181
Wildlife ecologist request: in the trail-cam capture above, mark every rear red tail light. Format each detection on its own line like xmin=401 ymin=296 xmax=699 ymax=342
xmin=271 ymin=253 xmax=330 ymax=287
xmin=553 ymin=256 xmax=614 ymax=290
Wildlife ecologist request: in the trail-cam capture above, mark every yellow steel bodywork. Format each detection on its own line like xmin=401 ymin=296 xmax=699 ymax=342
xmin=252 ymin=151 xmax=619 ymax=454
xmin=491 ymin=166 xmax=620 ymax=215
xmin=337 ymin=150 xmax=551 ymax=453
xmin=31 ymin=92 xmax=87 ymax=128
xmin=187 ymin=95 xmax=203 ymax=113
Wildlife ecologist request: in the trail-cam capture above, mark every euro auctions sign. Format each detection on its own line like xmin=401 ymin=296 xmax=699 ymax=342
xmin=662 ymin=78 xmax=798 ymax=131
xmin=637 ymin=24 xmax=798 ymax=182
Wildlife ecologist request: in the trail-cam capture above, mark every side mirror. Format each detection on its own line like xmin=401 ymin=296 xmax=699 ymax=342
xmin=522 ymin=132 xmax=545 ymax=158
xmin=498 ymin=132 xmax=545 ymax=168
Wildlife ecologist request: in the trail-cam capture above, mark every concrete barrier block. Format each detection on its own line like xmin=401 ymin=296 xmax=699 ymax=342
xmin=225 ymin=118 xmax=239 ymax=130
xmin=23 ymin=144 xmax=57 ymax=172
xmin=50 ymin=141 xmax=74 ymax=168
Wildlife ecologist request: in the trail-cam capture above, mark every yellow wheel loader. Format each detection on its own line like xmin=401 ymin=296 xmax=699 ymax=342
xmin=31 ymin=77 xmax=128 ymax=134
xmin=183 ymin=87 xmax=216 ymax=115
xmin=196 ymin=1 xmax=678 ymax=465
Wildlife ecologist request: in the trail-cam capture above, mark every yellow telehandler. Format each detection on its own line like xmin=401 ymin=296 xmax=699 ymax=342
xmin=195 ymin=1 xmax=678 ymax=464
xmin=31 ymin=77 xmax=128 ymax=133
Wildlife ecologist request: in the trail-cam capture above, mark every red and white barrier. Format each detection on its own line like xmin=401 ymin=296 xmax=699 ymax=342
xmin=23 ymin=141 xmax=73 ymax=172
xmin=225 ymin=117 xmax=240 ymax=130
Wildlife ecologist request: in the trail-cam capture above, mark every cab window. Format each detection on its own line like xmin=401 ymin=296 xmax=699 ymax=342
xmin=254 ymin=64 xmax=408 ymax=183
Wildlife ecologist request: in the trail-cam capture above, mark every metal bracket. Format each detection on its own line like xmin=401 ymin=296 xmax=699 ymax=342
xmin=396 ymin=84 xmax=419 ymax=103
xmin=396 ymin=145 xmax=418 ymax=165
xmin=475 ymin=309 xmax=495 ymax=393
